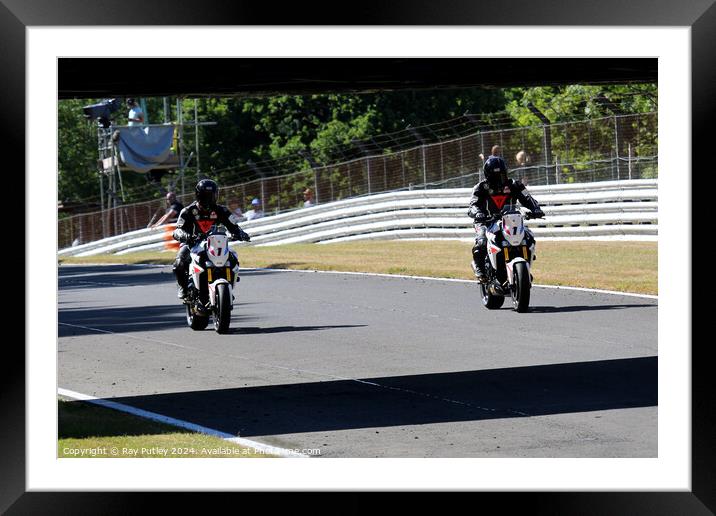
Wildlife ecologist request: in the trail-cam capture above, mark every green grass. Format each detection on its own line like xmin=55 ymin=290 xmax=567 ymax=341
xmin=59 ymin=240 xmax=657 ymax=295
xmin=58 ymin=398 xmax=274 ymax=458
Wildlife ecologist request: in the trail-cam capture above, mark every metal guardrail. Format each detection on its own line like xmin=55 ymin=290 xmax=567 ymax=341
xmin=58 ymin=179 xmax=658 ymax=257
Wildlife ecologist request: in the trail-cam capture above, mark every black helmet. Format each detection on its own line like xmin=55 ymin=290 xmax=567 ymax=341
xmin=483 ymin=156 xmax=509 ymax=187
xmin=195 ymin=179 xmax=218 ymax=210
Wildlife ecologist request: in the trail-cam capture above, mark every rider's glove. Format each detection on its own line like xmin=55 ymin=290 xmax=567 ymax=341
xmin=233 ymin=229 xmax=251 ymax=242
xmin=531 ymin=209 xmax=545 ymax=219
xmin=474 ymin=214 xmax=489 ymax=224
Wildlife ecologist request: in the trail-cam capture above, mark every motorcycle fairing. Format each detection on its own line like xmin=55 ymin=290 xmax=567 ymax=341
xmin=206 ymin=233 xmax=230 ymax=267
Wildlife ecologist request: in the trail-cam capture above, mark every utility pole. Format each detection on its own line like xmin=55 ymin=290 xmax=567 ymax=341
xmin=194 ymin=99 xmax=201 ymax=180
xmin=593 ymin=92 xmax=626 ymax=180
xmin=527 ymin=102 xmax=552 ymax=185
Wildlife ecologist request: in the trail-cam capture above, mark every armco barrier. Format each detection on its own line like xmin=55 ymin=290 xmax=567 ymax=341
xmin=58 ymin=179 xmax=657 ymax=257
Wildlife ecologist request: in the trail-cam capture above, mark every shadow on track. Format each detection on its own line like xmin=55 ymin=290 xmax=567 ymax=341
xmin=59 ymin=265 xmax=174 ymax=290
xmin=59 ymin=305 xmax=363 ymax=337
xmin=58 ymin=264 xmax=285 ymax=291
xmin=527 ymin=304 xmax=656 ymax=313
xmin=59 ymin=304 xmax=252 ymax=336
xmin=226 ymin=324 xmax=366 ymax=335
xmin=108 ymin=356 xmax=657 ymax=437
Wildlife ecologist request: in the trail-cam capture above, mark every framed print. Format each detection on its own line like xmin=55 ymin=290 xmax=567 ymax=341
xmin=7 ymin=0 xmax=714 ymax=513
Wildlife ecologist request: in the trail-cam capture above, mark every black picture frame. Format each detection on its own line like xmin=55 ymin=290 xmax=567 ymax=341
xmin=8 ymin=1 xmax=713 ymax=513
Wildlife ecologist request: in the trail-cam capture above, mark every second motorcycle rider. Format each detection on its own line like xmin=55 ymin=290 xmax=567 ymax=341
xmin=468 ymin=156 xmax=544 ymax=283
xmin=173 ymin=179 xmax=251 ymax=299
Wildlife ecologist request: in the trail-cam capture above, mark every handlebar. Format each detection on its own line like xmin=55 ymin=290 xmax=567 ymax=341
xmin=476 ymin=211 xmax=545 ymax=223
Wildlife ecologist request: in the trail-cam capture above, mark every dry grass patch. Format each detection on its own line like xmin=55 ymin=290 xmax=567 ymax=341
xmin=59 ymin=240 xmax=657 ymax=295
xmin=58 ymin=398 xmax=273 ymax=458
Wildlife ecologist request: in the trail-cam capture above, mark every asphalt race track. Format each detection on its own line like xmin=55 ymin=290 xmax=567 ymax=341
xmin=58 ymin=264 xmax=658 ymax=458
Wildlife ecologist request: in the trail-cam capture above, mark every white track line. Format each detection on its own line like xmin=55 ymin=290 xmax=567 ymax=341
xmin=531 ymin=283 xmax=658 ymax=300
xmin=57 ymin=387 xmax=309 ymax=458
xmin=59 ymin=262 xmax=657 ymax=299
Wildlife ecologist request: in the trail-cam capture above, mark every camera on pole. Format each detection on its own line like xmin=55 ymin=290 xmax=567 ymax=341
xmin=82 ymin=98 xmax=120 ymax=128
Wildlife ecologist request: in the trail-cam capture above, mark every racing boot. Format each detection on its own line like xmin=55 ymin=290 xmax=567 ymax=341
xmin=471 ymin=260 xmax=488 ymax=284
xmin=173 ymin=264 xmax=189 ymax=300
xmin=471 ymin=243 xmax=488 ymax=284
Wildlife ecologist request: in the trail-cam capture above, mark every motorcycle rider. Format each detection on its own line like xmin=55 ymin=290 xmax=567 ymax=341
xmin=173 ymin=179 xmax=251 ymax=299
xmin=468 ymin=156 xmax=544 ymax=283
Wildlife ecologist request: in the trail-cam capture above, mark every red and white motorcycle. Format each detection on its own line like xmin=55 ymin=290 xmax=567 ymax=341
xmin=184 ymin=225 xmax=242 ymax=333
xmin=480 ymin=204 xmax=542 ymax=312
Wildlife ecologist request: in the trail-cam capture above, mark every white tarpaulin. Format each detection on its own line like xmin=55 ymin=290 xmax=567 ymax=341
xmin=117 ymin=125 xmax=175 ymax=173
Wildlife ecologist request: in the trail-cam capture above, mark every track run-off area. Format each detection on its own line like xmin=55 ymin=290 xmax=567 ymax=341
xmin=58 ymin=264 xmax=657 ymax=458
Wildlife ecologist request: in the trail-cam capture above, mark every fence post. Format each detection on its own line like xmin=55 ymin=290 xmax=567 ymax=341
xmin=366 ymin=158 xmax=372 ymax=195
xmin=260 ymin=178 xmax=265 ymax=208
xmin=422 ymin=145 xmax=427 ymax=189
xmin=555 ymin=157 xmax=560 ymax=184
xmin=347 ymin=165 xmax=352 ymax=196
xmin=459 ymin=139 xmax=464 ymax=173
xmin=614 ymin=115 xmax=621 ymax=180
xmin=628 ymin=142 xmax=633 ymax=180
xmin=314 ymin=169 xmax=319 ymax=204
xmin=401 ymin=152 xmax=406 ymax=186
xmin=542 ymin=124 xmax=553 ymax=186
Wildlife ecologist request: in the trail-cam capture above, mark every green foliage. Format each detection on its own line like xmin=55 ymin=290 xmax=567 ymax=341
xmin=504 ymin=83 xmax=657 ymax=124
xmin=58 ymin=83 xmax=655 ymax=205
xmin=58 ymin=100 xmax=101 ymax=203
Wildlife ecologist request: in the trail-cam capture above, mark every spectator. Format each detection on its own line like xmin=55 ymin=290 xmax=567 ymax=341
xmin=303 ymin=188 xmax=315 ymax=208
xmin=515 ymin=150 xmax=531 ymax=183
xmin=515 ymin=150 xmax=530 ymax=167
xmin=479 ymin=144 xmax=502 ymax=163
xmin=245 ymin=198 xmax=265 ymax=220
xmin=150 ymin=192 xmax=184 ymax=228
xmin=126 ymin=98 xmax=144 ymax=126
xmin=230 ymin=200 xmax=246 ymax=222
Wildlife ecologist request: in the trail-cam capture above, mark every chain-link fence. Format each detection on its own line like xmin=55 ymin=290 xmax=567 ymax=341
xmin=59 ymin=112 xmax=657 ymax=249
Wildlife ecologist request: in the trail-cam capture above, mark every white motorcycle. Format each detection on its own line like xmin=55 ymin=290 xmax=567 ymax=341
xmin=184 ymin=225 xmax=243 ymax=333
xmin=479 ymin=204 xmax=542 ymax=312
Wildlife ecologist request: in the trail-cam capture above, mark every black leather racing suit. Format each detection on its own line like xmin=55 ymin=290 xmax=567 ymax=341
xmin=467 ymin=179 xmax=542 ymax=272
xmin=172 ymin=201 xmax=248 ymax=292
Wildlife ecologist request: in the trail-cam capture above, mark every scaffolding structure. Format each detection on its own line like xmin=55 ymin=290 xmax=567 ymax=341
xmin=95 ymin=98 xmax=216 ymax=237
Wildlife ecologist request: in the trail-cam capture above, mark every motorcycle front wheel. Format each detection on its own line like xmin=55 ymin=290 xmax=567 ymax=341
xmin=186 ymin=303 xmax=209 ymax=330
xmin=512 ymin=261 xmax=531 ymax=313
xmin=214 ymin=283 xmax=232 ymax=334
xmin=480 ymin=282 xmax=505 ymax=309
